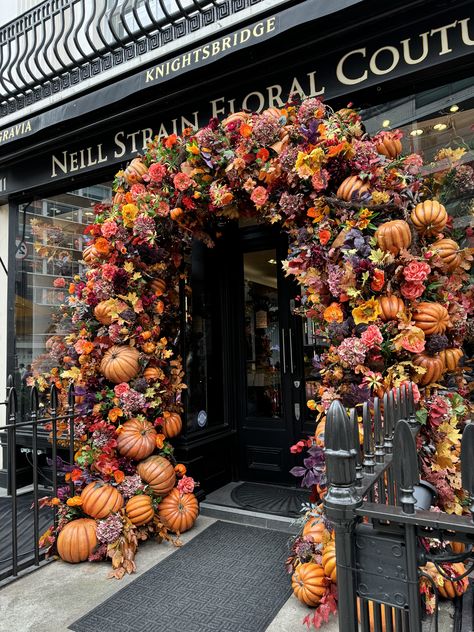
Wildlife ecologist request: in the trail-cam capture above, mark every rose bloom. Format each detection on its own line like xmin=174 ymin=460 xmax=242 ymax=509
xmin=173 ymin=172 xmax=193 ymax=191
xmin=53 ymin=277 xmax=66 ymax=288
xmin=401 ymin=281 xmax=425 ymax=300
xmin=94 ymin=237 xmax=110 ymax=255
xmin=114 ymin=383 xmax=130 ymax=397
xmin=177 ymin=475 xmax=195 ymax=494
xmin=319 ymin=229 xmax=331 ymax=245
xmin=403 ymin=260 xmax=431 ymax=282
xmin=370 ymin=269 xmax=385 ymax=292
xmin=148 ymin=162 xmax=167 ymax=183
xmin=101 ymin=220 xmax=119 ymax=239
xmin=360 ymin=324 xmax=383 ymax=349
xmin=130 ymin=183 xmax=146 ymax=198
xmin=250 ymin=186 xmax=269 ymax=207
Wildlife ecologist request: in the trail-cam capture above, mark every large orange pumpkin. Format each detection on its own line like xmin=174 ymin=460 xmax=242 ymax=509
xmin=378 ymin=295 xmax=405 ymax=321
xmin=57 ymin=518 xmax=97 ymax=563
xmin=81 ymin=481 xmax=124 ymax=519
xmin=150 ymin=278 xmax=166 ymax=296
xmin=100 ymin=345 xmax=140 ymax=384
xmin=83 ymin=244 xmax=100 ymax=263
xmin=424 ymin=562 xmax=469 ymax=599
xmin=431 ymin=238 xmax=461 ymax=272
xmin=158 ymin=487 xmax=199 ymax=533
xmin=124 ymin=157 xmax=148 ymax=184
xmin=357 ymin=599 xmax=395 ymax=632
xmin=116 ymin=418 xmax=157 ymax=460
xmin=412 ymin=353 xmax=444 ymax=386
xmin=376 ymin=134 xmax=402 ymax=159
xmin=137 ymin=455 xmax=176 ymax=496
xmin=161 ymin=412 xmax=182 ymax=439
xmin=413 ymin=302 xmax=450 ymax=335
xmin=411 ymin=200 xmax=447 ymax=235
xmin=336 ymin=175 xmax=370 ymax=201
xmin=302 ymin=517 xmax=326 ymax=544
xmin=322 ymin=540 xmax=337 ymax=583
xmin=440 ymin=348 xmax=463 ymax=372
xmin=375 ymin=220 xmax=412 ymax=254
xmin=125 ymin=495 xmax=155 ymax=526
xmin=94 ymin=300 xmax=114 ymax=326
xmin=292 ymin=562 xmax=329 ymax=606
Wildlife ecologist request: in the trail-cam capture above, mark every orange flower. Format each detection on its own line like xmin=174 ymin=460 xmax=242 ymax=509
xmin=175 ymin=464 xmax=187 ymax=477
xmin=74 ymin=339 xmax=94 ymax=355
xmin=66 ymin=496 xmax=83 ymax=507
xmin=371 ymin=269 xmax=385 ymax=292
xmin=318 ymin=229 xmax=331 ymax=245
xmin=239 ymin=123 xmax=252 ymax=138
xmin=323 ymin=302 xmax=344 ymax=323
xmin=51 ymin=497 xmax=61 ymax=506
xmin=154 ymin=300 xmax=165 ymax=314
xmin=114 ymin=470 xmax=125 ymax=484
xmin=108 ymin=407 xmax=123 ymax=422
xmin=69 ymin=283 xmax=75 ymax=294
xmin=142 ymin=342 xmax=156 ymax=354
xmin=94 ymin=237 xmax=110 ymax=255
xmin=256 ymin=148 xmax=269 ymax=162
xmin=155 ymin=434 xmax=166 ymax=449
xmin=142 ymin=331 xmax=152 ymax=341
xmin=165 ymin=133 xmax=178 ymax=148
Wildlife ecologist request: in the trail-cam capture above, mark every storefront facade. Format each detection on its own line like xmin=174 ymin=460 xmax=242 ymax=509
xmin=0 ymin=0 xmax=473 ymax=491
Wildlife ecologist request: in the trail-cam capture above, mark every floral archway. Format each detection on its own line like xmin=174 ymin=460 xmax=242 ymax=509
xmin=36 ymin=97 xmax=473 ymax=589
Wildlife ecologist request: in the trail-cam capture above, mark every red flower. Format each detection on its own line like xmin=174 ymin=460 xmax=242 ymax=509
xmin=403 ymin=260 xmax=431 ymax=282
xmin=401 ymin=281 xmax=425 ymax=300
xmin=256 ymin=148 xmax=269 ymax=162
xmin=173 ymin=172 xmax=193 ymax=191
xmin=370 ymin=269 xmax=385 ymax=292
xmin=164 ymin=134 xmax=178 ymax=148
xmin=318 ymin=229 xmax=331 ymax=245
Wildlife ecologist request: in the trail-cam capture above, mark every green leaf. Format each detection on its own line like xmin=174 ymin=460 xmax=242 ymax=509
xmin=416 ymin=408 xmax=428 ymax=426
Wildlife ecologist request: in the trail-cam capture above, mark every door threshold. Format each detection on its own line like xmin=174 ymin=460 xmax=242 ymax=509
xmin=200 ymin=501 xmax=299 ymax=534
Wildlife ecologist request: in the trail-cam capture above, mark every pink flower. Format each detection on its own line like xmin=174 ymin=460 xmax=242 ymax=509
xmin=401 ymin=281 xmax=425 ymax=300
xmin=360 ymin=325 xmax=383 ymax=349
xmin=130 ymin=183 xmax=146 ymax=198
xmin=101 ymin=263 xmax=118 ymax=282
xmin=53 ymin=277 xmax=66 ymax=288
xmin=173 ymin=172 xmax=194 ymax=191
xmin=403 ymin=153 xmax=423 ymax=175
xmin=403 ymin=260 xmax=431 ymax=282
xmin=114 ymin=383 xmax=130 ymax=397
xmin=250 ymin=186 xmax=269 ymax=207
xmin=311 ymin=169 xmax=329 ymax=192
xmin=101 ymin=220 xmax=119 ymax=239
xmin=148 ymin=162 xmax=167 ymax=183
xmin=177 ymin=475 xmax=195 ymax=494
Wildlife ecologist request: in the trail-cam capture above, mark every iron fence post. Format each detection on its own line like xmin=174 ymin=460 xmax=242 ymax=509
xmin=7 ymin=380 xmax=18 ymax=575
xmin=324 ymin=399 xmax=361 ymax=632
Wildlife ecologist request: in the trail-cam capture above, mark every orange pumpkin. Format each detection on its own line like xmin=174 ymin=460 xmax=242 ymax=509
xmin=302 ymin=517 xmax=326 ymax=544
xmin=322 ymin=540 xmax=337 ymax=583
xmin=411 ymin=200 xmax=447 ymax=235
xmin=170 ymin=207 xmax=183 ymax=221
xmin=357 ymin=599 xmax=394 ymax=632
xmin=161 ymin=412 xmax=182 ymax=439
xmin=375 ymin=220 xmax=412 ymax=254
xmin=144 ymin=366 xmax=162 ymax=381
xmin=81 ymin=481 xmax=124 ymax=519
xmin=137 ymin=455 xmax=176 ymax=496
xmin=158 ymin=487 xmax=199 ymax=533
xmin=154 ymin=300 xmax=165 ymax=314
xmin=431 ymin=238 xmax=461 ymax=272
xmin=440 ymin=348 xmax=463 ymax=372
xmin=412 ymin=353 xmax=444 ymax=386
xmin=57 ymin=518 xmax=97 ymax=563
xmin=336 ymin=175 xmax=370 ymax=201
xmin=424 ymin=562 xmax=469 ymax=599
xmin=449 ymin=541 xmax=466 ymax=555
xmin=100 ymin=345 xmax=140 ymax=384
xmin=124 ymin=157 xmax=148 ymax=184
xmin=292 ymin=562 xmax=329 ymax=606
xmin=94 ymin=300 xmax=114 ymax=325
xmin=113 ymin=191 xmax=126 ymax=206
xmin=150 ymin=278 xmax=166 ymax=296
xmin=125 ymin=495 xmax=155 ymax=526
xmin=83 ymin=244 xmax=100 ymax=264
xmin=116 ymin=418 xmax=157 ymax=460
xmin=378 ymin=295 xmax=405 ymax=321
xmin=413 ymin=302 xmax=450 ymax=335
xmin=222 ymin=111 xmax=249 ymax=128
xmin=376 ymin=134 xmax=402 ymax=159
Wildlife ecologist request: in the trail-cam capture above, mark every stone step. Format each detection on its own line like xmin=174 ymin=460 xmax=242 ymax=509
xmin=199 ymin=501 xmax=300 ymax=534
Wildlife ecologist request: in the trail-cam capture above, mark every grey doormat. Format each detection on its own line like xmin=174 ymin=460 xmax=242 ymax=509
xmin=70 ymin=521 xmax=292 ymax=632
xmin=231 ymin=482 xmax=310 ymax=517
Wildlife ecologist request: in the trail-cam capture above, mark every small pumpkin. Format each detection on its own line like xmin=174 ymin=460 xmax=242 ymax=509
xmin=292 ymin=562 xmax=329 ymax=606
xmin=440 ymin=348 xmax=463 ymax=372
xmin=81 ymin=481 xmax=124 ymax=519
xmin=100 ymin=345 xmax=140 ymax=384
xmin=357 ymin=599 xmax=394 ymax=632
xmin=431 ymin=238 xmax=461 ymax=272
xmin=222 ymin=111 xmax=249 ymax=128
xmin=302 ymin=517 xmax=326 ymax=544
xmin=137 ymin=455 xmax=176 ymax=496
xmin=375 ymin=220 xmax=412 ymax=255
xmin=94 ymin=300 xmax=114 ymax=326
xmin=57 ymin=518 xmax=97 ymax=563
xmin=144 ymin=366 xmax=162 ymax=381
xmin=336 ymin=175 xmax=370 ymax=201
xmin=113 ymin=191 xmax=126 ymax=206
xmin=378 ymin=295 xmax=405 ymax=321
xmin=117 ymin=418 xmax=157 ymax=460
xmin=161 ymin=412 xmax=182 ymax=439
xmin=376 ymin=134 xmax=402 ymax=159
xmin=124 ymin=157 xmax=148 ymax=184
xmin=423 ymin=562 xmax=469 ymax=599
xmin=83 ymin=244 xmax=100 ymax=264
xmin=125 ymin=495 xmax=154 ymax=526
xmin=412 ymin=353 xmax=444 ymax=386
xmin=158 ymin=487 xmax=199 ymax=533
xmin=150 ymin=278 xmax=166 ymax=296
xmin=413 ymin=302 xmax=450 ymax=335
xmin=449 ymin=541 xmax=466 ymax=555
xmin=322 ymin=540 xmax=337 ymax=583
xmin=411 ymin=200 xmax=447 ymax=235
xmin=170 ymin=207 xmax=183 ymax=221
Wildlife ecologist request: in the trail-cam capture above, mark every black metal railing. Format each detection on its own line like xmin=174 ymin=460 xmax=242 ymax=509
xmin=0 ymin=0 xmax=280 ymax=117
xmin=0 ymin=376 xmax=77 ymax=581
xmin=324 ymin=384 xmax=474 ymax=632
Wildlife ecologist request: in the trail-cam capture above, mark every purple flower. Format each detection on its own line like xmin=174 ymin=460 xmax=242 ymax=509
xmin=96 ymin=513 xmax=123 ymax=544
xmin=290 ymin=446 xmax=326 ymax=489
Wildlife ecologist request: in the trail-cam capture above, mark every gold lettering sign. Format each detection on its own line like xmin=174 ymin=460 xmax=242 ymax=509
xmin=0 ymin=120 xmax=32 ymax=144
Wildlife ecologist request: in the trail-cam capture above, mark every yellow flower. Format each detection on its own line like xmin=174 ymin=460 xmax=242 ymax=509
xmin=122 ymin=203 xmax=139 ymax=227
xmin=295 ymin=147 xmax=325 ymax=178
xmin=352 ymin=298 xmax=381 ymax=325
xmin=371 ymin=190 xmax=390 ymax=204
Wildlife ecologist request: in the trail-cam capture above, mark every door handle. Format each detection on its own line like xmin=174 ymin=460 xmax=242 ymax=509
xmin=281 ymin=328 xmax=287 ymax=374
xmin=294 ymin=402 xmax=301 ymax=421
xmin=289 ymin=328 xmax=294 ymax=374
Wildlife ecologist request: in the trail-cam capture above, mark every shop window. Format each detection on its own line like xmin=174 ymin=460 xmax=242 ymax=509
xmin=14 ymin=184 xmax=112 ymax=394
